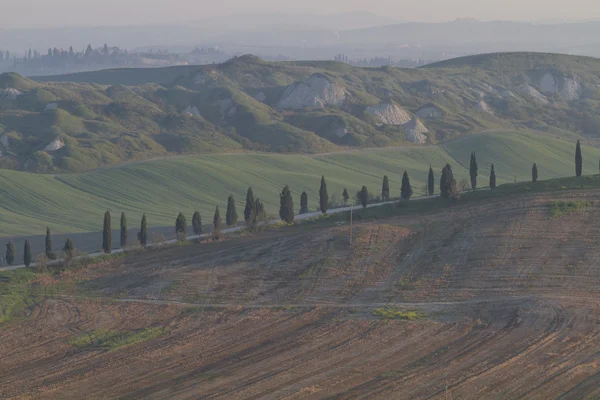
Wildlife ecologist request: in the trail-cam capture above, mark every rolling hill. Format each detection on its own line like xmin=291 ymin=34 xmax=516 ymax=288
xmin=4 ymin=179 xmax=600 ymax=398
xmin=1 ymin=130 xmax=598 ymax=237
xmin=1 ymin=52 xmax=600 ymax=172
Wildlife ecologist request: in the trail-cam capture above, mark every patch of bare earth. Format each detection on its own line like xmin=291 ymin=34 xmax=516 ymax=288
xmin=2 ymin=191 xmax=600 ymax=398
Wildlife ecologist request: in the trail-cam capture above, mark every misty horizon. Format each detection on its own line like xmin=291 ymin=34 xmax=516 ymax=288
xmin=1 ymin=1 xmax=600 ymax=29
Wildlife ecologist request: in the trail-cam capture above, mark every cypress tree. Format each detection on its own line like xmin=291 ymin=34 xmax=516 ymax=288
xmin=440 ymin=164 xmax=457 ymax=199
xmin=359 ymin=186 xmax=369 ymax=208
xmin=249 ymin=198 xmax=267 ymax=229
xmin=255 ymin=199 xmax=265 ymax=220
xmin=45 ymin=227 xmax=53 ymax=259
xmin=489 ymin=164 xmax=496 ymax=190
xmin=244 ymin=187 xmax=255 ymax=224
xmin=532 ymin=162 xmax=538 ymax=182
xmin=300 ymin=191 xmax=309 ymax=214
xmin=120 ymin=212 xmax=127 ymax=248
xmin=428 ymin=166 xmax=434 ymax=196
xmin=213 ymin=206 xmax=222 ymax=240
xmin=138 ymin=214 xmax=148 ymax=247
xmin=279 ymin=185 xmax=295 ymax=223
xmin=470 ymin=152 xmax=478 ymax=190
xmin=226 ymin=195 xmax=238 ymax=226
xmin=102 ymin=211 xmax=112 ymax=254
xmin=192 ymin=211 xmax=202 ymax=235
xmin=342 ymin=188 xmax=349 ymax=204
xmin=175 ymin=212 xmax=187 ymax=240
xmin=5 ymin=241 xmax=15 ymax=265
xmin=63 ymin=238 xmax=75 ymax=257
xmin=400 ymin=171 xmax=413 ymax=200
xmin=576 ymin=140 xmax=583 ymax=177
xmin=319 ymin=176 xmax=328 ymax=214
xmin=23 ymin=240 xmax=32 ymax=268
xmin=381 ymin=175 xmax=390 ymax=201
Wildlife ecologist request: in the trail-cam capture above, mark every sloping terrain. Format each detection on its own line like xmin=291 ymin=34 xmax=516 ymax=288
xmin=2 ymin=188 xmax=600 ymax=398
xmin=1 ymin=52 xmax=600 ymax=172
xmin=2 ymin=130 xmax=600 ymax=237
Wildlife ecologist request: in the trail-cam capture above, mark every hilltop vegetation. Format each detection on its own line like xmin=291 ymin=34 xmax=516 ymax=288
xmin=1 ymin=52 xmax=600 ymax=172
xmin=1 ymin=130 xmax=599 ymax=237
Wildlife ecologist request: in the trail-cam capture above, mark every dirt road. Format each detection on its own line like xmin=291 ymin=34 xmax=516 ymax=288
xmin=0 ymin=196 xmax=417 ymax=270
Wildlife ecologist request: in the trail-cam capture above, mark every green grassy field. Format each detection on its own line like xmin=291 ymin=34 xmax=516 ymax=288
xmin=1 ymin=130 xmax=599 ymax=237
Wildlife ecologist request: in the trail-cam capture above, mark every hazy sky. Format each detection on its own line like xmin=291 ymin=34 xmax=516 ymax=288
xmin=2 ymin=0 xmax=600 ymax=28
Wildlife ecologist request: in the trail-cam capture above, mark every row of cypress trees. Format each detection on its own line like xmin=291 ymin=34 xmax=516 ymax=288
xmin=96 ymin=188 xmax=269 ymax=253
xmin=278 ymin=172 xmax=414 ymax=224
xmin=95 ymin=141 xmax=584 ymax=254
xmin=5 ymin=228 xmax=76 ymax=267
xmin=4 ymin=141 xmax=590 ymax=265
xmin=469 ymin=139 xmax=586 ymax=192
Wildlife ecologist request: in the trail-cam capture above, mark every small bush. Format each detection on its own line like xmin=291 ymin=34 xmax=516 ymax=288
xmin=151 ymin=232 xmax=167 ymax=247
xmin=69 ymin=327 xmax=167 ymax=350
xmin=549 ymin=200 xmax=591 ymax=218
xmin=176 ymin=232 xmax=187 ymax=243
xmin=35 ymin=254 xmax=49 ymax=273
xmin=372 ymin=308 xmax=426 ymax=320
xmin=0 ymin=269 xmax=39 ymax=323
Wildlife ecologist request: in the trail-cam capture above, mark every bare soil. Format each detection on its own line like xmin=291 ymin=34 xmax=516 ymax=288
xmin=2 ymin=190 xmax=600 ymax=399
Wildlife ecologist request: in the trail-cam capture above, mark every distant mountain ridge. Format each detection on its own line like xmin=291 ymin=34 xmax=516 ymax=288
xmin=0 ymin=12 xmax=397 ymax=51
xmin=341 ymin=20 xmax=600 ymax=46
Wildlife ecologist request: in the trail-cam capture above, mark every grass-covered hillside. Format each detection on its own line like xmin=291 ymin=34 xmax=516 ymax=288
xmin=1 ymin=52 xmax=600 ymax=172
xmin=1 ymin=130 xmax=599 ymax=237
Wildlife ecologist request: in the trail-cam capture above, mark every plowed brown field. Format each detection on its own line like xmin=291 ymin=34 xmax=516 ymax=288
xmin=3 ymin=191 xmax=600 ymax=399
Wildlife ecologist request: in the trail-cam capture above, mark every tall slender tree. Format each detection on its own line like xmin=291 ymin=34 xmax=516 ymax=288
xmin=226 ymin=195 xmax=238 ymax=226
xmin=576 ymin=140 xmax=583 ymax=177
xmin=45 ymin=227 xmax=53 ymax=259
xmin=244 ymin=187 xmax=255 ymax=224
xmin=401 ymin=171 xmax=413 ymax=200
xmin=249 ymin=198 xmax=267 ymax=228
xmin=381 ymin=175 xmax=390 ymax=201
xmin=532 ymin=162 xmax=538 ymax=182
xmin=23 ymin=240 xmax=32 ymax=268
xmin=120 ymin=212 xmax=127 ymax=248
xmin=249 ymin=198 xmax=267 ymax=229
xmin=319 ymin=176 xmax=329 ymax=214
xmin=192 ymin=211 xmax=202 ymax=235
xmin=469 ymin=152 xmax=479 ymax=190
xmin=64 ymin=238 xmax=75 ymax=258
xmin=138 ymin=214 xmax=148 ymax=247
xmin=5 ymin=242 xmax=15 ymax=265
xmin=359 ymin=186 xmax=369 ymax=208
xmin=342 ymin=188 xmax=349 ymax=204
xmin=428 ymin=166 xmax=435 ymax=196
xmin=489 ymin=164 xmax=496 ymax=190
xmin=440 ymin=164 xmax=457 ymax=199
xmin=176 ymin=212 xmax=187 ymax=240
xmin=213 ymin=206 xmax=222 ymax=240
xmin=300 ymin=191 xmax=309 ymax=214
xmin=254 ymin=199 xmax=265 ymax=220
xmin=102 ymin=211 xmax=112 ymax=254
xmin=279 ymin=185 xmax=295 ymax=223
